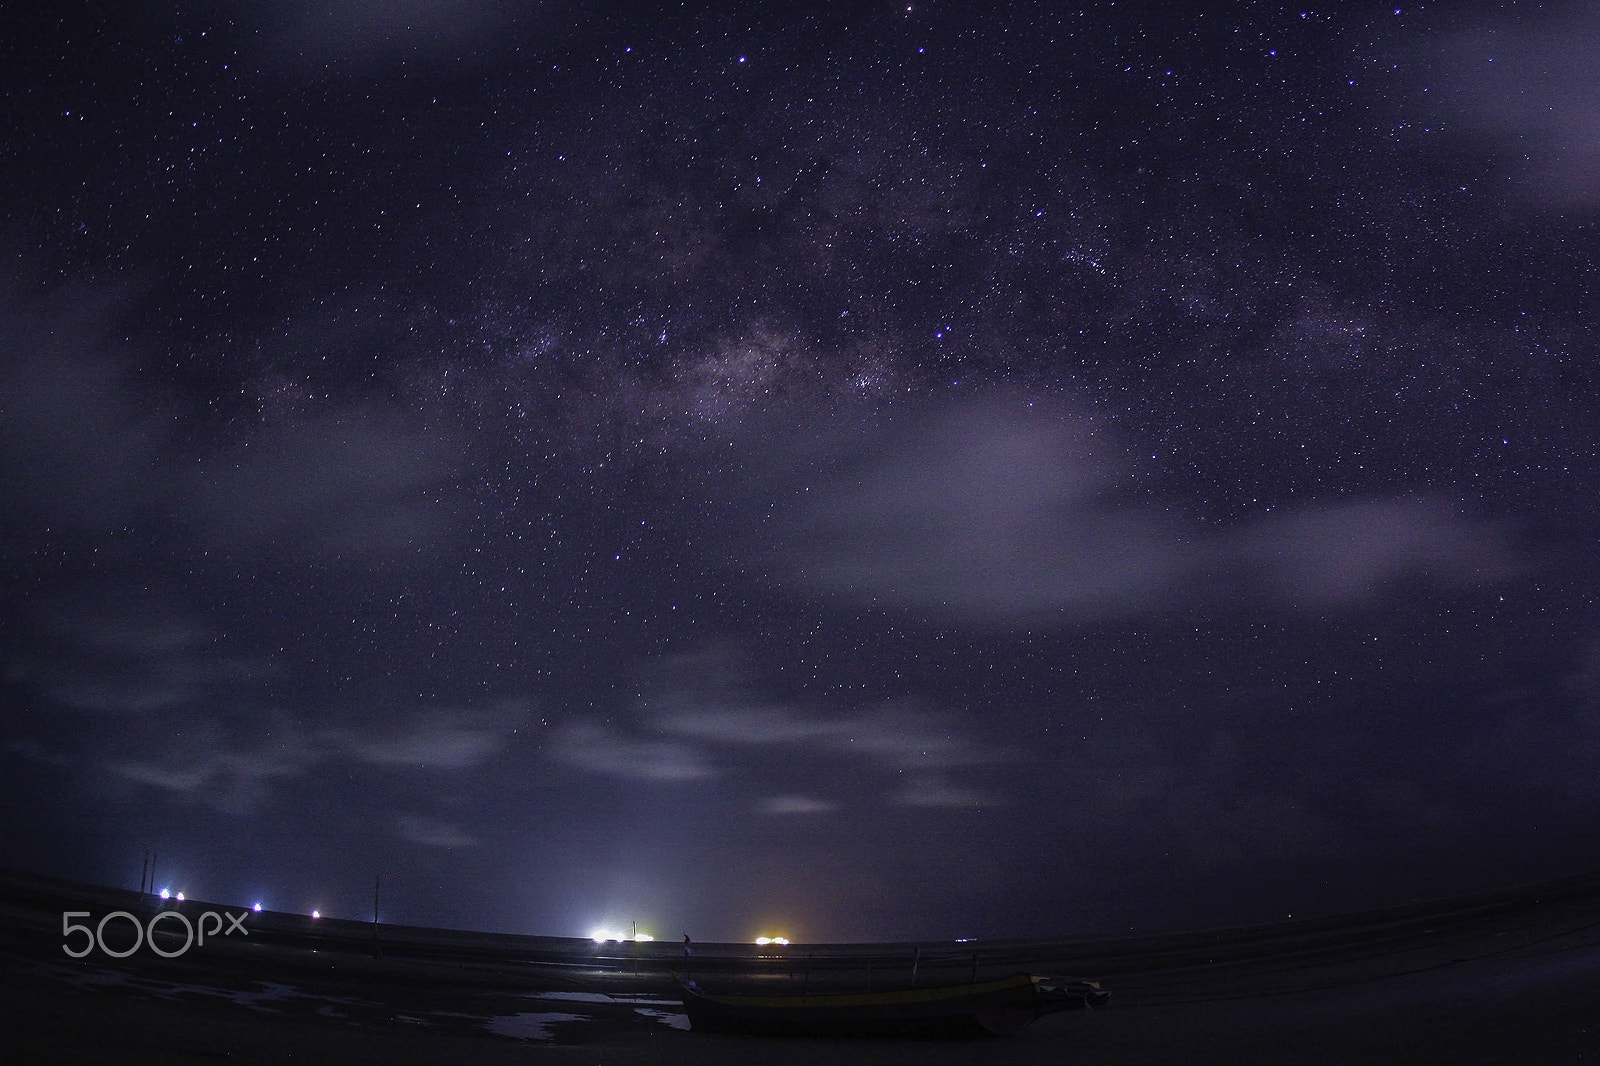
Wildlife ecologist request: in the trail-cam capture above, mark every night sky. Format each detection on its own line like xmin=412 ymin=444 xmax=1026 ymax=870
xmin=4 ymin=0 xmax=1599 ymax=944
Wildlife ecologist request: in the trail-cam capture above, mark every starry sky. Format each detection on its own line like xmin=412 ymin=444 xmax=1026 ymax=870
xmin=3 ymin=0 xmax=1599 ymax=943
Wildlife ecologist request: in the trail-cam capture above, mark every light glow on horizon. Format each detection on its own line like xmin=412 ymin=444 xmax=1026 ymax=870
xmin=591 ymin=925 xmax=654 ymax=943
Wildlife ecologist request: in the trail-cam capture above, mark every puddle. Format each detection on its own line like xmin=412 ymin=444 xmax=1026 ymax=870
xmin=634 ymin=1006 xmax=692 ymax=1030
xmin=486 ymin=1011 xmax=587 ymax=1040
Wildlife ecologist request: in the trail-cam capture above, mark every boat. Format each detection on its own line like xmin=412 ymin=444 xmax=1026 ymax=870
xmin=675 ymin=972 xmax=1108 ymax=1037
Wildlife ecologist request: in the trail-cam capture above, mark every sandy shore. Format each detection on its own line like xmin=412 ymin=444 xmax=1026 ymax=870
xmin=4 ymin=868 xmax=1597 ymax=1064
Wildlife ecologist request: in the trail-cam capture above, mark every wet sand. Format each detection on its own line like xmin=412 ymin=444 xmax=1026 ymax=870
xmin=3 ymin=868 xmax=1596 ymax=1064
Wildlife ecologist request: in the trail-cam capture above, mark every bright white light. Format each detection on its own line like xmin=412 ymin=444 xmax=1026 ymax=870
xmin=590 ymin=927 xmax=622 ymax=943
xmin=634 ymin=933 xmax=654 ymax=942
xmin=311 ymin=910 xmax=321 ymax=919
xmin=253 ymin=902 xmax=263 ymax=912
xmin=175 ymin=892 xmax=185 ymax=902
xmin=159 ymin=888 xmax=171 ymax=900
xmin=755 ymin=936 xmax=790 ymax=946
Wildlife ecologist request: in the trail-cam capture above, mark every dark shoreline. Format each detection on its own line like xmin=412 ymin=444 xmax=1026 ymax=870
xmin=4 ymin=866 xmax=1598 ymax=1063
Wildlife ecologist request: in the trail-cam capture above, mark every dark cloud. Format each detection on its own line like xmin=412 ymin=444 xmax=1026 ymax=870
xmin=0 ymin=301 xmax=169 ymax=532
xmin=11 ymin=594 xmax=272 ymax=717
xmin=184 ymin=409 xmax=459 ymax=564
xmin=248 ymin=0 xmax=523 ymax=69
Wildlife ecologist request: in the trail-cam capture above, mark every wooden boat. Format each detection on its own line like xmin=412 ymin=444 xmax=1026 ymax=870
xmin=676 ymin=972 xmax=1108 ymax=1037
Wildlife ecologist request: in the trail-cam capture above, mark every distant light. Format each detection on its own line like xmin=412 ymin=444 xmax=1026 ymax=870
xmin=175 ymin=893 xmax=185 ymax=902
xmin=253 ymin=902 xmax=263 ymax=912
xmin=634 ymin=933 xmax=654 ymax=942
xmin=311 ymin=910 xmax=321 ymax=919
xmin=591 ymin=927 xmax=622 ymax=943
xmin=159 ymin=888 xmax=171 ymax=900
xmin=755 ymin=936 xmax=789 ymax=946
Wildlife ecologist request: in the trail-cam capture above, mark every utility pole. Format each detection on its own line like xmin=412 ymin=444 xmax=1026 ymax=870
xmin=372 ymin=873 xmax=382 ymax=957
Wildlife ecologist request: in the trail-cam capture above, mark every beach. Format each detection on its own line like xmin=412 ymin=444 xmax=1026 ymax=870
xmin=4 ymin=868 xmax=1596 ymax=1064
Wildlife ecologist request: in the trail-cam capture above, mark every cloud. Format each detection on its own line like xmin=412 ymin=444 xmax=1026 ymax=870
xmin=0 ymin=299 xmax=169 ymax=532
xmin=827 ymin=704 xmax=996 ymax=770
xmin=0 ymin=286 xmax=459 ymax=568
xmin=549 ymin=649 xmax=1004 ymax=806
xmin=549 ymin=720 xmax=715 ymax=782
xmin=395 ymin=814 xmax=477 ymax=848
xmin=1435 ymin=6 xmax=1600 ymax=206
xmin=657 ymin=704 xmax=844 ymax=745
xmin=775 ymin=398 xmax=1517 ymax=624
xmin=759 ymin=795 xmax=838 ymax=815
xmin=91 ymin=699 xmax=530 ymax=812
xmin=1242 ymin=498 xmax=1515 ymax=605
xmin=11 ymin=594 xmax=273 ymax=716
xmin=107 ymin=710 xmax=323 ymax=814
xmin=3 ymin=738 xmax=73 ymax=768
xmin=642 ymin=649 xmax=998 ymax=770
xmin=782 ymin=401 xmax=1194 ymax=620
xmin=890 ymin=776 xmax=996 ymax=809
xmin=255 ymin=0 xmax=516 ymax=68
xmin=332 ymin=700 xmax=527 ymax=770
xmin=658 ymin=700 xmax=989 ymax=771
xmin=185 ymin=409 xmax=457 ymax=562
